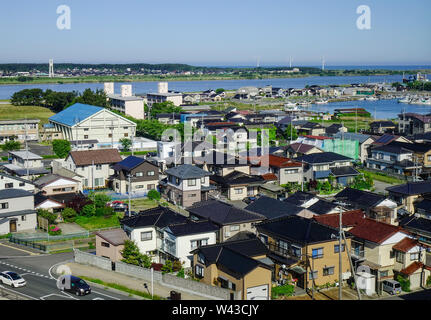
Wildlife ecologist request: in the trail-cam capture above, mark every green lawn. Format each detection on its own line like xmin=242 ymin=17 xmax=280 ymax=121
xmin=74 ymin=213 xmax=123 ymax=230
xmin=0 ymin=104 xmax=55 ymax=125
xmin=358 ymin=169 xmax=406 ymax=185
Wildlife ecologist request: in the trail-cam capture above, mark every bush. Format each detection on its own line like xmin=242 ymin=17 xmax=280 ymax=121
xmin=93 ymin=193 xmax=111 ymax=208
xmin=426 ymin=275 xmax=431 ymax=287
xmin=147 ymin=189 xmax=161 ymax=201
xmin=62 ymin=207 xmax=77 ymax=222
xmin=1 ymin=140 xmax=21 ymax=151
xmin=172 ymin=260 xmax=183 ymax=272
xmin=48 ymin=225 xmax=62 ymax=236
xmin=176 ymin=268 xmax=185 ymax=278
xmin=38 ymin=209 xmax=57 ymax=224
xmin=271 ymin=284 xmax=295 ymax=299
xmin=161 ymin=260 xmax=173 ymax=274
xmin=52 ymin=139 xmax=71 ymax=158
xmin=81 ymin=204 xmax=96 ymax=217
xmin=95 ymin=206 xmax=114 ymax=217
xmin=397 ymin=274 xmax=411 ymax=292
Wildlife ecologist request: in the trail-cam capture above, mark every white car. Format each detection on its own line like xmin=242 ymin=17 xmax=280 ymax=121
xmin=0 ymin=271 xmax=26 ymax=288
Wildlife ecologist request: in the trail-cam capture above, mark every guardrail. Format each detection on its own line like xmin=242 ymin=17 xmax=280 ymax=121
xmin=0 ymin=286 xmax=31 ymax=300
xmin=9 ymin=236 xmax=47 ymax=252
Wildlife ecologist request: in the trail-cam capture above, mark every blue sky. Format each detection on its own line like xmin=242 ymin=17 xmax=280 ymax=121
xmin=0 ymin=0 xmax=430 ymax=66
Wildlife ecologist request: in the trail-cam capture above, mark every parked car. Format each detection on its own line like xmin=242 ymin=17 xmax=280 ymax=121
xmin=382 ymin=280 xmax=401 ymax=295
xmin=243 ymin=196 xmax=257 ymax=204
xmin=57 ymin=275 xmax=91 ymax=296
xmin=0 ymin=271 xmax=26 ymax=288
xmin=108 ymin=200 xmax=128 ymax=212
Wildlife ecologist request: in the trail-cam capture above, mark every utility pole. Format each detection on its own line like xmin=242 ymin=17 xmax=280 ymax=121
xmin=24 ymin=118 xmax=29 ymax=178
xmin=341 ymin=230 xmax=362 ymax=300
xmin=128 ymin=173 xmax=132 ymax=217
xmin=339 ymin=205 xmax=343 ymax=300
xmin=92 ymin=160 xmax=95 ymax=192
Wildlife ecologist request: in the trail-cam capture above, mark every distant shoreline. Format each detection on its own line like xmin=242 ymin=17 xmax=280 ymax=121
xmin=1 ymin=70 xmax=430 ymax=86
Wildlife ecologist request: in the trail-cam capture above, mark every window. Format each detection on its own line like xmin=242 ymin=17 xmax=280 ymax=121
xmin=135 ymin=185 xmax=144 ymax=189
xmin=323 ymin=267 xmax=335 ymax=276
xmin=95 ymin=164 xmax=102 ymax=170
xmin=410 ymin=252 xmax=419 ymax=261
xmin=284 ymin=169 xmax=299 ymax=174
xmin=101 ymin=242 xmax=110 ymax=248
xmin=230 ymin=225 xmax=240 ymax=232
xmin=108 ymin=134 xmax=113 ymax=138
xmin=0 ymin=202 xmax=8 ymax=210
xmin=191 ymin=239 xmax=208 ymax=249
xmin=312 ymin=248 xmax=324 ymax=259
xmin=188 ymin=179 xmax=197 ymax=186
xmin=147 ymin=184 xmax=155 ymax=190
xmin=195 ymin=265 xmax=204 ymax=278
xmin=380 ymin=270 xmax=389 ymax=278
xmin=291 ymin=245 xmax=302 ymax=258
xmin=147 ymin=171 xmax=155 ymax=176
xmin=21 ymin=216 xmax=26 ymax=221
xmin=140 ymin=231 xmax=152 ymax=241
xmin=334 ymin=244 xmax=345 ymax=253
xmin=260 ymin=234 xmax=268 ymax=245
xmin=136 ymin=172 xmax=143 ymax=177
xmin=395 ymin=251 xmax=404 ymax=263
xmin=201 ymin=177 xmax=205 ymax=183
xmin=234 ymin=188 xmax=243 ymax=194
xmin=94 ymin=178 xmax=104 ymax=187
xmin=19 ymin=182 xmax=25 ymax=187
xmin=188 ymin=193 xmax=197 ymax=198
xmin=84 ymin=135 xmax=89 ymax=139
xmin=84 ymin=128 xmax=89 ymax=131
xmin=197 ymin=253 xmax=205 ymax=264
xmin=4 ymin=183 xmax=13 ymax=188
xmin=309 ymin=271 xmax=318 ymax=280
xmin=124 ymin=133 xmax=128 ymax=137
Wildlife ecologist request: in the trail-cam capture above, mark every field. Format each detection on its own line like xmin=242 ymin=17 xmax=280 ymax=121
xmin=74 ymin=213 xmax=124 ymax=230
xmin=0 ymin=104 xmax=55 ymax=125
xmin=309 ymin=118 xmax=374 ymax=132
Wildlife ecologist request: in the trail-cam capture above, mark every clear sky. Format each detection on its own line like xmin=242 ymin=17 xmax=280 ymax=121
xmin=0 ymin=0 xmax=430 ymax=66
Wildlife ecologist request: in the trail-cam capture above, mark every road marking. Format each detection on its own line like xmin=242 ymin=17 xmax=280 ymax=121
xmin=40 ymin=293 xmax=78 ymax=300
xmin=0 ymin=284 xmax=39 ymax=300
xmin=0 ymin=242 xmax=39 ymax=256
xmin=93 ymin=297 xmax=104 ymax=300
xmin=92 ymin=290 xmax=121 ymax=300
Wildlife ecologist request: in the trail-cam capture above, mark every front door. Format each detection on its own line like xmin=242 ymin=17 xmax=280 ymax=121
xmin=9 ymin=220 xmax=17 ymax=233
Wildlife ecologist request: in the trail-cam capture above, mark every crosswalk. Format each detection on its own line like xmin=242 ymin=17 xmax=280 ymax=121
xmin=0 ymin=261 xmax=52 ymax=279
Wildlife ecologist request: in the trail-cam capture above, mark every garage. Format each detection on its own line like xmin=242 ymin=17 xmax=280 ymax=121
xmin=246 ymin=284 xmax=269 ymax=300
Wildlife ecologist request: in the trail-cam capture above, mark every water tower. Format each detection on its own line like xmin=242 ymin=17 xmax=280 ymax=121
xmin=104 ymin=82 xmax=114 ymax=95
xmin=158 ymin=82 xmax=168 ymax=94
xmin=121 ymin=84 xmax=132 ymax=97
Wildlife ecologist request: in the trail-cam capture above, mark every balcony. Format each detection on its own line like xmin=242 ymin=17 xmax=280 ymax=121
xmin=268 ymin=243 xmax=302 ymax=263
xmin=351 ymin=247 xmax=365 ymax=260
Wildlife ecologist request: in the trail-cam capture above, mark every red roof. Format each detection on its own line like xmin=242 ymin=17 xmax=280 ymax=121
xmin=304 ymin=135 xmax=333 ymax=140
xmin=393 ymin=237 xmax=418 ymax=253
xmin=206 ymin=121 xmax=236 ymax=126
xmin=268 ymin=155 xmax=302 ymax=168
xmin=261 ymin=173 xmax=278 ymax=181
xmin=314 ymin=210 xmax=365 ymax=229
xmin=349 ymin=218 xmax=403 ymax=244
xmin=400 ymin=261 xmax=424 ymax=276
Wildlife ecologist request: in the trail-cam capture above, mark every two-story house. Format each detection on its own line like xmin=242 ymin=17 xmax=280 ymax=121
xmin=159 ymin=164 xmax=215 ymax=207
xmin=64 ymin=149 xmax=123 ymax=189
xmin=111 ymin=156 xmax=159 ymax=194
xmin=367 ymin=144 xmax=422 ymax=176
xmin=120 ymin=206 xmax=217 ymax=267
xmin=0 ymin=172 xmax=35 ymax=192
xmin=0 ymin=189 xmax=37 ymax=235
xmin=187 ymin=199 xmax=265 ymax=242
xmin=210 ymin=171 xmax=265 ymax=201
xmin=294 ymin=152 xmax=360 ymax=186
xmin=386 ymin=181 xmax=431 ymax=214
xmin=2 ymin=151 xmax=49 ymax=178
xmin=256 ymin=215 xmax=353 ymax=290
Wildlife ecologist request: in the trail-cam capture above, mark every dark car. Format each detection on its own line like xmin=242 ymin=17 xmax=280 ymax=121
xmin=58 ymin=275 xmax=91 ymax=296
xmin=243 ymin=196 xmax=257 ymax=204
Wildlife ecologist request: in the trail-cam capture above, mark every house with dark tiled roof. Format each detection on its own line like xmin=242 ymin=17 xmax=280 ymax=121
xmin=256 ymin=215 xmax=353 ymax=290
xmin=386 ymin=181 xmax=431 ymax=214
xmin=187 ymin=199 xmax=264 ymax=242
xmin=285 ymin=142 xmax=323 ymax=159
xmin=110 ymin=156 xmax=159 ymax=195
xmin=369 ymin=121 xmax=396 ymax=134
xmin=191 ymin=237 xmax=273 ymax=300
xmin=0 ymin=172 xmax=35 ymax=192
xmin=245 ymin=196 xmax=314 ymax=220
xmin=0 ymin=189 xmax=37 ymax=235
xmin=398 ymin=112 xmax=431 ymax=135
xmin=284 ymin=191 xmax=319 ymax=208
xmin=210 ymin=171 xmax=265 ymax=201
xmin=120 ymin=206 xmax=218 ymax=267
xmin=159 ymin=164 xmax=216 ymax=207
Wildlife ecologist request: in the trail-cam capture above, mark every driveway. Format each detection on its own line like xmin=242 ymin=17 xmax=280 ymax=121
xmin=373 ymin=180 xmax=392 ymax=195
xmin=57 ymin=223 xmax=87 ymax=235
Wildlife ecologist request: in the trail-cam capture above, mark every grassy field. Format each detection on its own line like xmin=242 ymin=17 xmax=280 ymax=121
xmin=0 ymin=104 xmax=55 ymax=125
xmin=358 ymin=169 xmax=406 ymax=185
xmin=309 ymin=118 xmax=374 ymax=132
xmin=74 ymin=212 xmax=124 ymax=230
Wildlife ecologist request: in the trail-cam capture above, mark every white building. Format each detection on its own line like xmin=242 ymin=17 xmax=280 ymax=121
xmin=145 ymin=82 xmax=183 ymax=107
xmin=0 ymin=189 xmax=37 ymax=235
xmin=105 ymin=83 xmax=146 ymax=120
xmin=48 ymin=103 xmax=137 ymax=147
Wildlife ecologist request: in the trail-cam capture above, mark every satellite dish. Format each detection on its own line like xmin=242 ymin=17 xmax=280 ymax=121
xmin=282 ymin=264 xmax=286 ymax=269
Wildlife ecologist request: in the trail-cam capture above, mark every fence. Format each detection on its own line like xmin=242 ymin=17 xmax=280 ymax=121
xmin=37 ymin=216 xmax=49 ymax=232
xmin=9 ymin=236 xmax=47 ymax=252
xmin=0 ymin=286 xmax=31 ymax=300
xmin=73 ymin=249 xmax=232 ymax=300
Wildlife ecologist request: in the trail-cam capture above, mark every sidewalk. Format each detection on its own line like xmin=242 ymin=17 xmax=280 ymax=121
xmin=61 ymin=262 xmax=210 ymax=300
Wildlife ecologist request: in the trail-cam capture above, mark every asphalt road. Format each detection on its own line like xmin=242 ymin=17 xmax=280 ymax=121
xmin=382 ymin=289 xmax=431 ymax=300
xmin=0 ymin=241 xmax=135 ymax=300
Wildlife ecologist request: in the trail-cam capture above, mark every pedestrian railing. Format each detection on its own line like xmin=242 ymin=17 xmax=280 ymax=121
xmin=0 ymin=286 xmax=31 ymax=300
xmin=9 ymin=236 xmax=47 ymax=252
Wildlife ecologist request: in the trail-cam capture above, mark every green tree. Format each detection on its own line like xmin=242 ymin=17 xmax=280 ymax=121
xmin=121 ymin=240 xmax=152 ymax=268
xmin=149 ymin=101 xmax=182 ymax=117
xmin=119 ymin=138 xmax=132 ymax=151
xmin=37 ymin=209 xmax=57 ymax=224
xmin=71 ymin=88 xmax=108 ymax=108
xmin=215 ymin=88 xmax=225 ymax=94
xmin=81 ymin=204 xmax=96 ymax=217
xmin=284 ymin=124 xmax=298 ymax=141
xmin=161 ymin=260 xmax=173 ymax=274
xmin=93 ymin=193 xmax=111 ymax=208
xmin=52 ymin=139 xmax=71 ymax=158
xmin=62 ymin=207 xmax=77 ymax=222
xmin=147 ymin=189 xmax=161 ymax=201
xmin=1 ymin=140 xmax=21 ymax=151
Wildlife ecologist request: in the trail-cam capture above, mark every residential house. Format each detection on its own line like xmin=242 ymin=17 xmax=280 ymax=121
xmin=296 ymin=122 xmax=326 ymax=136
xmin=2 ymin=151 xmax=49 ymax=179
xmin=64 ymin=149 xmax=123 ymax=189
xmin=366 ymin=143 xmax=422 ymax=176
xmin=210 ymin=171 xmax=265 ymax=201
xmin=245 ymin=196 xmax=315 ymax=220
xmin=191 ymin=237 xmax=273 ymax=300
xmin=0 ymin=172 xmax=35 ymax=192
xmin=111 ymin=156 xmax=159 ymax=195
xmin=285 ymin=143 xmax=323 ymax=158
xmin=256 ymin=215 xmax=353 ymax=290
xmin=95 ymin=228 xmax=129 ymax=262
xmin=159 ymin=164 xmax=215 ymax=207
xmin=187 ymin=199 xmax=264 ymax=242
xmin=398 ymin=112 xmax=431 ymax=135
xmin=325 ymin=124 xmax=347 ymax=137
xmin=0 ymin=189 xmax=37 ymax=235
xmin=334 ymin=188 xmax=398 ymax=225
xmin=120 ymin=206 xmax=217 ymax=267
xmin=372 ymin=134 xmax=412 ymax=147
xmin=294 ymin=152 xmax=360 ymax=186
xmin=386 ymin=181 xmax=431 ymax=214
xmin=0 ymin=119 xmax=40 ymax=143
xmin=155 ymin=113 xmax=181 ymax=125
xmin=400 ymin=215 xmax=431 ymax=245
xmin=333 ymin=132 xmax=375 ymax=162
xmin=369 ymin=121 xmax=397 ymax=135
xmin=284 ymin=191 xmax=319 ymax=208
xmin=265 ymin=155 xmax=303 ymax=185
xmin=33 ymin=174 xmax=80 ymax=195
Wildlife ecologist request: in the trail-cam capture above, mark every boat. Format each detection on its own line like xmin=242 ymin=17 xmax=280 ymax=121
xmin=299 ymin=101 xmax=311 ymax=107
xmin=315 ymin=99 xmax=328 ymax=105
xmin=285 ymin=101 xmax=297 ymax=107
xmin=365 ymin=96 xmax=378 ymax=101
xmin=398 ymin=96 xmax=411 ymax=104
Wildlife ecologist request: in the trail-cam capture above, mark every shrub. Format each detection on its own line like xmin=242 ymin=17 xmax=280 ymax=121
xmin=271 ymin=284 xmax=295 ymax=299
xmin=48 ymin=225 xmax=62 ymax=236
xmin=147 ymin=189 xmax=161 ymax=201
xmin=81 ymin=204 xmax=96 ymax=217
xmin=176 ymin=268 xmax=185 ymax=278
xmin=161 ymin=260 xmax=173 ymax=274
xmin=62 ymin=207 xmax=77 ymax=222
xmin=37 ymin=209 xmax=57 ymax=224
xmin=93 ymin=193 xmax=111 ymax=208
xmin=426 ymin=275 xmax=431 ymax=287
xmin=172 ymin=260 xmax=183 ymax=272
xmin=397 ymin=274 xmax=411 ymax=292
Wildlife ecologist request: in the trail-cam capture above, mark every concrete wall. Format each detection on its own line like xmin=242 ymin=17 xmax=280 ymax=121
xmin=74 ymin=249 xmax=112 ymax=271
xmin=115 ymin=261 xmax=163 ymax=282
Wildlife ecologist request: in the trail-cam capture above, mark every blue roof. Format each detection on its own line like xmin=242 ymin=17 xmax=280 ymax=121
xmin=49 ymin=103 xmax=104 ymax=127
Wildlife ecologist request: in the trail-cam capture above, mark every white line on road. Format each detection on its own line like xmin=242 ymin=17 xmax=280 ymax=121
xmin=92 ymin=290 xmax=121 ymax=300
